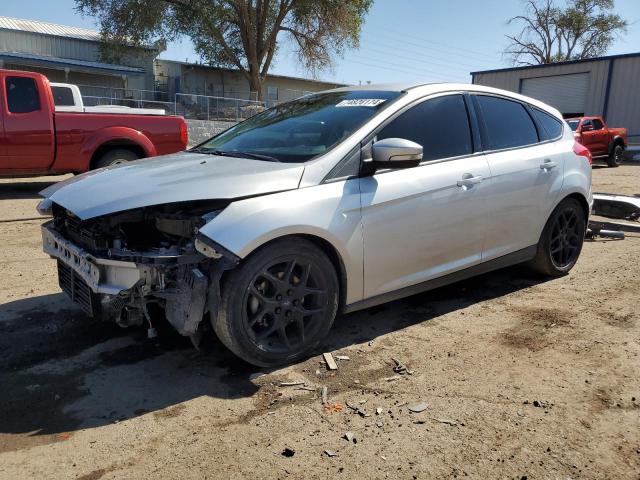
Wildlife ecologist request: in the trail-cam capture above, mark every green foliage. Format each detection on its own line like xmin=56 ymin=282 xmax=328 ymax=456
xmin=76 ymin=0 xmax=373 ymax=97
xmin=505 ymin=0 xmax=627 ymax=65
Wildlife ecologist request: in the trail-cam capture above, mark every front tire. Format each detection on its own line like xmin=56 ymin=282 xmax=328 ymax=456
xmin=212 ymin=238 xmax=339 ymax=367
xmin=529 ymin=198 xmax=586 ymax=277
xmin=607 ymin=144 xmax=624 ymax=168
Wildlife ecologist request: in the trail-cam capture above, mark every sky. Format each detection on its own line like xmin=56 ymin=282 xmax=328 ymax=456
xmin=2 ymin=0 xmax=640 ymax=85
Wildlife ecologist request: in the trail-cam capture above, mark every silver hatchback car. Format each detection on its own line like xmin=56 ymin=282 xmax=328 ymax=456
xmin=38 ymin=83 xmax=593 ymax=366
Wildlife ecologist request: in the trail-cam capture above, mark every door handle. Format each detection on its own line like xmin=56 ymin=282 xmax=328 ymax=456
xmin=540 ymin=159 xmax=558 ymax=170
xmin=457 ymin=174 xmax=483 ymax=187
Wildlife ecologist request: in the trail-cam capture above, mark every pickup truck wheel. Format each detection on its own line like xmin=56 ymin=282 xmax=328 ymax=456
xmin=94 ymin=149 xmax=140 ymax=169
xmin=606 ymin=145 xmax=624 ymax=168
xmin=529 ymin=198 xmax=586 ymax=277
xmin=212 ymin=238 xmax=339 ymax=367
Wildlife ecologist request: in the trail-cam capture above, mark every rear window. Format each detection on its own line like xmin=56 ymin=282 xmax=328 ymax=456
xmin=5 ymin=76 xmax=41 ymax=113
xmin=476 ymin=95 xmax=538 ymax=150
xmin=51 ymin=86 xmax=75 ymax=106
xmin=532 ymin=108 xmax=563 ymax=140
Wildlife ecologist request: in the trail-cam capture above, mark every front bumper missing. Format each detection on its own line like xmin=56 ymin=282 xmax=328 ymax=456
xmin=41 ymin=221 xmax=143 ymax=295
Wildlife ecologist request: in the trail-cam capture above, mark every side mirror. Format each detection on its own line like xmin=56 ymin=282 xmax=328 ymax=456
xmin=581 ymin=124 xmax=593 ymax=132
xmin=372 ymin=138 xmax=423 ymax=168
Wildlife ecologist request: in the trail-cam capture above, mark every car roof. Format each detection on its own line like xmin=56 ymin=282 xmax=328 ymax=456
xmin=327 ymin=82 xmax=563 ymax=119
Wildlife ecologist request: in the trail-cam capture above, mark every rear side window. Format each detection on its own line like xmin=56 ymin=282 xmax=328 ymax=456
xmin=476 ymin=95 xmax=538 ymax=150
xmin=532 ymin=108 xmax=563 ymax=140
xmin=5 ymin=76 xmax=41 ymax=113
xmin=377 ymin=94 xmax=472 ymax=161
xmin=51 ymin=86 xmax=75 ymax=106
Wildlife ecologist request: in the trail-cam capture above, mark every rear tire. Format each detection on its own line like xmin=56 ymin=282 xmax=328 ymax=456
xmin=529 ymin=198 xmax=586 ymax=277
xmin=212 ymin=238 xmax=339 ymax=367
xmin=606 ymin=144 xmax=624 ymax=168
xmin=94 ymin=149 xmax=140 ymax=169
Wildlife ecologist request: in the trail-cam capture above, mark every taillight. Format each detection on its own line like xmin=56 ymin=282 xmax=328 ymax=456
xmin=179 ymin=121 xmax=188 ymax=148
xmin=573 ymin=141 xmax=592 ymax=165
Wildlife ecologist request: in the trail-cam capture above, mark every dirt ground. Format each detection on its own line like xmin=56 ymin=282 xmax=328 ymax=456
xmin=0 ymin=164 xmax=638 ymax=480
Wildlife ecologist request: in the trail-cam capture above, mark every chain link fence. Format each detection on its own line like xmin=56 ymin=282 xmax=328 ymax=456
xmin=173 ymin=93 xmax=265 ymax=121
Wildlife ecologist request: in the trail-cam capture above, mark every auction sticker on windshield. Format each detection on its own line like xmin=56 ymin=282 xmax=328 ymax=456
xmin=336 ymin=99 xmax=387 ymax=107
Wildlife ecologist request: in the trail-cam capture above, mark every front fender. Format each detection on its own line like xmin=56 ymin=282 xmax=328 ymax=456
xmin=198 ymin=180 xmax=365 ymax=304
xmin=80 ymin=126 xmax=157 ymax=168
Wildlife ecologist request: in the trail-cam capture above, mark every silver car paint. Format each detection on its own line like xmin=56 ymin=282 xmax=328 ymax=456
xmin=198 ymin=85 xmax=591 ymax=306
xmin=359 ymin=155 xmax=492 ymax=298
xmin=198 ymin=179 xmax=365 ymax=304
xmin=42 ymin=152 xmax=304 ymax=220
xmin=42 ymin=83 xmax=592 ymax=309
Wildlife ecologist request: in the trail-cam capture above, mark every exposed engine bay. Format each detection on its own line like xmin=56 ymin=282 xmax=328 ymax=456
xmin=43 ymin=200 xmax=238 ymax=345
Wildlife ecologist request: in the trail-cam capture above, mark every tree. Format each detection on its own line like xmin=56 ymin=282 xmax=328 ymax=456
xmin=76 ymin=0 xmax=372 ymax=100
xmin=505 ymin=0 xmax=627 ymax=66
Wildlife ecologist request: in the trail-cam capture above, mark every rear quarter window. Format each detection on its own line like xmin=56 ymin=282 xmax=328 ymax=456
xmin=531 ymin=108 xmax=563 ymax=140
xmin=51 ymin=86 xmax=75 ymax=107
xmin=5 ymin=76 xmax=41 ymax=113
xmin=476 ymin=95 xmax=538 ymax=150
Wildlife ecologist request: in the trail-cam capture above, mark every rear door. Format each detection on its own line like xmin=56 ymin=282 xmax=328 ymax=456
xmin=474 ymin=94 xmax=565 ymax=260
xmin=0 ymin=73 xmax=55 ymax=172
xmin=360 ymin=93 xmax=491 ymax=298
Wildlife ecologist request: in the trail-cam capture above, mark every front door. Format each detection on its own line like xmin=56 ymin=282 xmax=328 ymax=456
xmin=0 ymin=74 xmax=55 ymax=172
xmin=580 ymin=119 xmax=608 ymax=156
xmin=359 ymin=94 xmax=490 ymax=299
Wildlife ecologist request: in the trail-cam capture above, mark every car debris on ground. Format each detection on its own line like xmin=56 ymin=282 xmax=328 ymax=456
xmin=587 ymin=192 xmax=640 ymax=239
xmin=408 ymin=402 xmax=429 ymax=413
xmin=323 ymin=353 xmax=338 ymax=370
xmin=391 ymin=357 xmax=414 ymax=375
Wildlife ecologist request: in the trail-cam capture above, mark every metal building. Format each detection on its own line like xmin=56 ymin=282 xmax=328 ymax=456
xmin=471 ymin=52 xmax=640 ymax=145
xmin=0 ymin=16 xmax=157 ymax=93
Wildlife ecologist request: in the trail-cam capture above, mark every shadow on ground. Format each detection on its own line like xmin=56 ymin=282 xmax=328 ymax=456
xmin=0 ymin=265 xmax=549 ymax=445
xmin=0 ymin=180 xmax=59 ymax=200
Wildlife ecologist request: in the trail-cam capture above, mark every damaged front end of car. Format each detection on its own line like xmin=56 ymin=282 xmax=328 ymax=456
xmin=41 ymin=200 xmax=238 ymax=345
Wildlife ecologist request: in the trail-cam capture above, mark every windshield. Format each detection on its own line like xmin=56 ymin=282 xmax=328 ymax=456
xmin=195 ymin=90 xmax=402 ymax=163
xmin=567 ymin=120 xmax=580 ymax=131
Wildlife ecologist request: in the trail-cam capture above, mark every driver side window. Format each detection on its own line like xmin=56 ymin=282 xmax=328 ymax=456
xmin=377 ymin=94 xmax=473 ymax=162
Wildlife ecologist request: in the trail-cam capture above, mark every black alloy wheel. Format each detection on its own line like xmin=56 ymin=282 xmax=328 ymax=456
xmin=213 ymin=238 xmax=339 ymax=367
xmin=549 ymin=206 xmax=582 ymax=268
xmin=244 ymin=258 xmax=328 ymax=353
xmin=529 ymin=197 xmax=586 ymax=277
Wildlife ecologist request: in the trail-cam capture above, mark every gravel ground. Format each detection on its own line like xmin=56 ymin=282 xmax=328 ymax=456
xmin=0 ymin=164 xmax=638 ymax=480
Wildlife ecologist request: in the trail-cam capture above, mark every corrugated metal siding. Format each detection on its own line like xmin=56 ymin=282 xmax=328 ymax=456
xmin=0 ymin=29 xmax=100 ymax=62
xmin=605 ymin=57 xmax=640 ymax=140
xmin=521 ymin=73 xmax=590 ymax=114
xmin=0 ymin=16 xmax=101 ymax=41
xmin=473 ymin=60 xmax=609 ymax=115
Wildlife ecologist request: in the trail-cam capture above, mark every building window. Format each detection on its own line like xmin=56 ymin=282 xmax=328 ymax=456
xmin=267 ymin=86 xmax=279 ymax=101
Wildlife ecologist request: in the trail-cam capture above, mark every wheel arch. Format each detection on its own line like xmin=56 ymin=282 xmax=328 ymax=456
xmin=90 ymin=140 xmax=147 ymax=169
xmin=227 ymin=232 xmax=349 ymax=312
xmin=558 ymin=192 xmax=590 ymax=224
xmin=609 ymin=136 xmax=625 ymax=153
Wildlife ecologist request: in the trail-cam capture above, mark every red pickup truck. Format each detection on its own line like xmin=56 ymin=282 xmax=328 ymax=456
xmin=0 ymin=69 xmax=188 ymax=176
xmin=566 ymin=116 xmax=627 ymax=168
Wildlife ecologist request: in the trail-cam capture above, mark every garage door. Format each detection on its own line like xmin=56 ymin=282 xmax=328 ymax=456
xmin=521 ymin=73 xmax=589 ymax=115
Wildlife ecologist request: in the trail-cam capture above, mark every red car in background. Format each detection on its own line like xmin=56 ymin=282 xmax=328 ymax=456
xmin=567 ymin=116 xmax=627 ymax=168
xmin=0 ymin=69 xmax=188 ymax=177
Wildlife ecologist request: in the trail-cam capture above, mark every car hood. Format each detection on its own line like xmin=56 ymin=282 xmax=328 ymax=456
xmin=41 ymin=152 xmax=305 ymax=220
